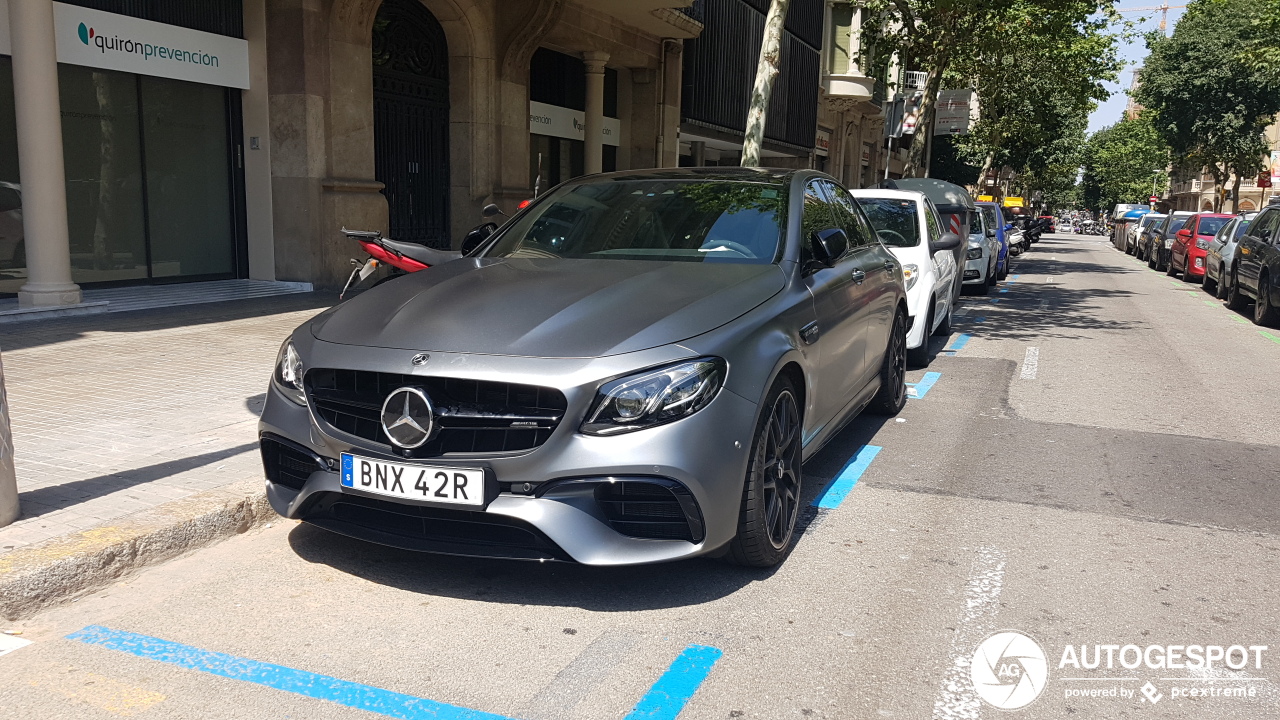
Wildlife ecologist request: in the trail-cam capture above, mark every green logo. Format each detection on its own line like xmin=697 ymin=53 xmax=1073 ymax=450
xmin=77 ymin=22 xmax=89 ymax=45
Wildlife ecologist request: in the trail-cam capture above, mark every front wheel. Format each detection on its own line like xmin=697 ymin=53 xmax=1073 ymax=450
xmin=1254 ymin=274 xmax=1279 ymax=327
xmin=1202 ymin=265 xmax=1218 ymax=295
xmin=727 ymin=379 xmax=802 ymax=568
xmin=1227 ymin=266 xmax=1248 ymax=311
xmin=870 ymin=308 xmax=909 ymax=416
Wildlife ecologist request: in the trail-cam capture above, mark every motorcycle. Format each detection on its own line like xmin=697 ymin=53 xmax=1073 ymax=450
xmin=338 ymin=202 xmax=517 ymax=298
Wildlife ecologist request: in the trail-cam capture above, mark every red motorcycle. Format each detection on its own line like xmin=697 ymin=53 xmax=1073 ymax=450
xmin=339 ymin=202 xmax=519 ymax=298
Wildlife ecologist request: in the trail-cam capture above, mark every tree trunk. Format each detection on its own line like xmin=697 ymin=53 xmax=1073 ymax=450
xmin=1230 ymin=173 xmax=1242 ymax=212
xmin=741 ymin=0 xmax=792 ymax=167
xmin=904 ymin=51 xmax=950 ymax=177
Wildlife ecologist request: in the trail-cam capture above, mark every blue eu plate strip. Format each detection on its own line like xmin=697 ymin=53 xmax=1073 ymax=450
xmin=812 ymin=445 xmax=882 ymax=509
xmin=341 ymin=453 xmax=354 ymax=487
xmin=68 ymin=626 xmax=721 ymax=720
xmin=623 ymin=644 xmax=723 ymax=720
xmin=906 ymin=371 xmax=941 ymax=399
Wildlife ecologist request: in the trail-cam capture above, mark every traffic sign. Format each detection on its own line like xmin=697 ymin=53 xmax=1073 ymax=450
xmin=1149 ymin=195 xmax=1159 ymax=202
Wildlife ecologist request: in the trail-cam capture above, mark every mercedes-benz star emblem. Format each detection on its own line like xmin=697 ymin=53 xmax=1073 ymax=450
xmin=380 ymin=387 xmax=434 ymax=449
xmin=411 ymin=353 xmax=430 ymax=366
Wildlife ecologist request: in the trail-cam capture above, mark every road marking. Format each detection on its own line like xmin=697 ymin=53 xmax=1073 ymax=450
xmin=525 ymin=632 xmax=637 ymax=720
xmin=69 ymin=626 xmax=720 ymax=720
xmin=812 ymin=445 xmax=882 ymax=509
xmin=998 ymin=288 xmax=1008 ymax=293
xmin=0 ymin=633 xmax=31 ymax=657
xmin=989 ymin=298 xmax=1000 ymax=304
xmin=907 ymin=371 xmax=942 ymax=398
xmin=946 ymin=335 xmax=971 ymax=352
xmin=1230 ymin=315 xmax=1249 ymax=324
xmin=1259 ymin=331 xmax=1280 ymax=345
xmin=1020 ymin=347 xmax=1040 ymax=379
xmin=932 ymin=547 xmax=1008 ymax=720
xmin=953 ymin=307 xmax=970 ymax=317
xmin=972 ymin=316 xmax=986 ymax=323
xmin=623 ymin=645 xmax=722 ymax=720
xmin=1204 ymin=300 xmax=1219 ymax=307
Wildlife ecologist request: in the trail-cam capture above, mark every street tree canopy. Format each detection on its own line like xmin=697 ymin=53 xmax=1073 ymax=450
xmin=1080 ymin=113 xmax=1170 ymax=210
xmin=1134 ymin=0 xmax=1280 ymax=209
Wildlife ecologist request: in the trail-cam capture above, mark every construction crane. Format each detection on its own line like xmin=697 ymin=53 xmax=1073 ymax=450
xmin=1116 ymin=3 xmax=1187 ymax=34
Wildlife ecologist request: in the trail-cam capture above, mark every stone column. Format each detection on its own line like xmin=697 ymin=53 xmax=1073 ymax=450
xmin=10 ymin=0 xmax=80 ymax=307
xmin=582 ymin=51 xmax=610 ymax=175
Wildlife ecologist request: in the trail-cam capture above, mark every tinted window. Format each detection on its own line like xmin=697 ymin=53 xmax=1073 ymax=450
xmin=1254 ymin=211 xmax=1280 ymax=243
xmin=858 ymin=198 xmax=921 ymax=247
xmin=801 ymin=180 xmax=843 ymax=263
xmin=488 ymin=179 xmax=785 ymax=263
xmin=1196 ymin=217 xmax=1229 ymax=236
xmin=924 ymin=200 xmax=943 ymax=240
xmin=980 ymin=206 xmax=1000 ymax=232
xmin=1167 ymin=216 xmax=1191 ymax=234
xmin=1233 ymin=217 xmax=1254 ymax=240
xmin=824 ymin=182 xmax=873 ymax=248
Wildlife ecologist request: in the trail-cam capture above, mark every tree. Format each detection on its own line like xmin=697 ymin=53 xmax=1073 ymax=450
xmin=1135 ymin=0 xmax=1280 ymax=210
xmin=741 ymin=0 xmax=792 ymax=167
xmin=1079 ymin=113 xmax=1170 ymax=210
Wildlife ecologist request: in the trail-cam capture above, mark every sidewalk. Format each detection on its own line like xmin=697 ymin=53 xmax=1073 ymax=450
xmin=0 ymin=292 xmax=333 ymax=564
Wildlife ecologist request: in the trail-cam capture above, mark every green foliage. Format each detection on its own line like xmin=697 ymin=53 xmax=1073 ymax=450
xmin=1079 ymin=113 xmax=1170 ymax=210
xmin=1134 ymin=0 xmax=1280 ymax=203
xmin=1239 ymin=0 xmax=1280 ymax=84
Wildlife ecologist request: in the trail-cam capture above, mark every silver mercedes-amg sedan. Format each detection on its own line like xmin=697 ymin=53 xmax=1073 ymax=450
xmin=259 ymin=168 xmax=933 ymax=567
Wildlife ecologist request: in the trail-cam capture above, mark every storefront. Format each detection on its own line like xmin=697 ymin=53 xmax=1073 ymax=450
xmin=0 ymin=1 xmax=248 ymax=296
xmin=527 ymin=48 xmax=620 ymax=190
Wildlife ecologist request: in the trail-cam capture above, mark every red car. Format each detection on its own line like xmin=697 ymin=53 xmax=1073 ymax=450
xmin=1038 ymin=215 xmax=1056 ymax=233
xmin=1170 ymin=213 xmax=1233 ymax=281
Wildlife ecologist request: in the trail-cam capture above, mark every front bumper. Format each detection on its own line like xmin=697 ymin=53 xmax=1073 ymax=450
xmin=258 ymin=341 xmax=760 ymax=566
xmin=963 ymin=252 xmax=990 ymax=285
xmin=1185 ymin=248 xmax=1208 ymax=276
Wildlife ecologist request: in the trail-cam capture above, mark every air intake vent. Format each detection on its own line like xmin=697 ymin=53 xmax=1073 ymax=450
xmin=594 ymin=479 xmax=705 ymax=543
xmin=260 ymin=434 xmax=328 ymax=491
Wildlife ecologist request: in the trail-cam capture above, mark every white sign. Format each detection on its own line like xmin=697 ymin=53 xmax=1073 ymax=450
xmin=815 ymin=129 xmax=831 ymax=157
xmin=934 ymin=89 xmax=975 ymax=136
xmin=0 ymin=1 xmax=250 ymax=89
xmin=528 ymin=101 xmax=620 ymax=146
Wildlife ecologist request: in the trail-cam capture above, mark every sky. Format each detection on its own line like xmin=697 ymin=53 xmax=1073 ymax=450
xmin=1086 ymin=4 xmax=1187 ymax=135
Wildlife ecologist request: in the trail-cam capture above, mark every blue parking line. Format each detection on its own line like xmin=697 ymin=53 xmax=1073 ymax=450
xmin=972 ymin=316 xmax=987 ymax=323
xmin=998 ymin=288 xmax=1009 ymax=293
xmin=69 ymin=626 xmax=721 ymax=720
xmin=946 ymin=334 xmax=970 ymax=351
xmin=812 ymin=445 xmax=882 ymax=509
xmin=906 ymin=371 xmax=942 ymax=398
xmin=623 ymin=645 xmax=723 ymax=720
xmin=989 ymin=298 xmax=1000 ymax=304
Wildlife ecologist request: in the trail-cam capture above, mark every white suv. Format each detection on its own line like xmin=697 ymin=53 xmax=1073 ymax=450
xmin=852 ymin=189 xmax=959 ymax=366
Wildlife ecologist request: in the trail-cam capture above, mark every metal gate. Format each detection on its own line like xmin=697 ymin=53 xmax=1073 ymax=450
xmin=372 ymin=0 xmax=450 ymax=248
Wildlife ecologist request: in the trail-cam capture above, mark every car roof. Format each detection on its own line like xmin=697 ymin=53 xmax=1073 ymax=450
xmin=567 ymin=167 xmax=796 ymax=184
xmin=849 ymin=188 xmax=928 ymax=203
xmin=1170 ymin=210 xmax=1194 ymax=216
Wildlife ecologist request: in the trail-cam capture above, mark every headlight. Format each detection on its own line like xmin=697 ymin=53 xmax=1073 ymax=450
xmin=1196 ymin=239 xmax=1209 ymax=249
xmin=966 ymin=247 xmax=983 ymax=260
xmin=273 ymin=340 xmax=306 ymax=405
xmin=581 ymin=358 xmax=726 ymax=436
xmin=901 ymin=263 xmax=920 ymax=291
xmin=1164 ymin=238 xmax=1174 ymax=248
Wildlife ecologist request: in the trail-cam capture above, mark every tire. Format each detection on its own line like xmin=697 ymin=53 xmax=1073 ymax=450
xmin=1216 ymin=269 xmax=1229 ymax=300
xmin=997 ymin=262 xmax=1008 ymax=281
xmin=1227 ymin=265 xmax=1248 ymax=312
xmin=1254 ymin=273 xmax=1279 ymax=327
xmin=726 ymin=378 xmax=802 ymax=568
xmin=1182 ymin=262 xmax=1198 ymax=283
xmin=907 ymin=303 xmax=932 ymax=368
xmin=987 ymin=260 xmax=998 ymax=287
xmin=933 ymin=303 xmax=953 ymax=336
xmin=1166 ymin=254 xmax=1177 ymax=276
xmin=869 ymin=307 xmax=909 ymax=416
xmin=1202 ymin=265 xmax=1218 ymax=296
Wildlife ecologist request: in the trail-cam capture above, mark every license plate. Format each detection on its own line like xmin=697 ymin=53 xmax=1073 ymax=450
xmin=340 ymin=453 xmax=484 ymax=507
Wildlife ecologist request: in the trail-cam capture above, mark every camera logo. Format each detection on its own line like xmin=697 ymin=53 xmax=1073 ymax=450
xmin=971 ymin=631 xmax=1049 ymax=710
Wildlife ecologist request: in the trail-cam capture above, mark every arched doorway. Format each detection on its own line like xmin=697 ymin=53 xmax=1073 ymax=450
xmin=372 ymin=0 xmax=450 ymax=248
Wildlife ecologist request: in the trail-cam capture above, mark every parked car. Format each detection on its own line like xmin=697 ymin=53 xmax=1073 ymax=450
xmin=1202 ymin=212 xmax=1257 ymax=298
xmin=259 ymin=168 xmax=919 ymax=569
xmin=976 ymin=201 xmax=1010 ymax=280
xmin=853 ymin=188 xmax=959 ymax=366
xmin=1113 ymin=207 xmax=1150 ymax=251
xmin=1130 ymin=213 xmax=1165 ymax=256
xmin=1226 ymin=197 xmax=1280 ymax=325
xmin=1148 ymin=211 xmax=1194 ymax=271
xmin=963 ymin=205 xmax=1000 ymax=294
xmin=1168 ymin=212 xmax=1233 ymax=282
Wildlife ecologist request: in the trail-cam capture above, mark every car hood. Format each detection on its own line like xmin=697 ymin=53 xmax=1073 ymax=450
xmin=311 ymin=257 xmax=786 ymax=358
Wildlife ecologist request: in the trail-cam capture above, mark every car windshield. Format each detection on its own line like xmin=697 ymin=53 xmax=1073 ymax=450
xmin=485 ymin=179 xmax=785 ymax=263
xmin=858 ymin=198 xmax=921 ymax=247
xmin=1197 ymin=217 xmax=1229 ymax=236
xmin=1167 ymin=216 xmax=1190 ymax=233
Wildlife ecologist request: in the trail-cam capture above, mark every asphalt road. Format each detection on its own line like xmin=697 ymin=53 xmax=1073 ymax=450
xmin=2 ymin=233 xmax=1278 ymax=719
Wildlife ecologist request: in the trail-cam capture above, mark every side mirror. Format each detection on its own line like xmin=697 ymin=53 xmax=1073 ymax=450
xmin=985 ymin=228 xmax=996 ymax=238
xmin=809 ymin=228 xmax=849 ymax=267
xmin=1004 ymin=223 xmax=1015 ymax=232
xmin=930 ymin=232 xmax=963 ymax=254
xmin=1176 ymin=228 xmax=1191 ymax=238
xmin=481 ymin=203 xmax=505 ymax=218
xmin=460 ymin=222 xmax=498 ymax=255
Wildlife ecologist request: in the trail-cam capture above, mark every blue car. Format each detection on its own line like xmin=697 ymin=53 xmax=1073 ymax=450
xmin=976 ymin=201 xmax=1010 ymax=280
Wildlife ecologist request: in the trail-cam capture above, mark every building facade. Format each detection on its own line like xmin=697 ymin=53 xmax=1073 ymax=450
xmin=1166 ymin=117 xmax=1280 ymax=212
xmin=0 ymin=0 xmax=704 ymax=305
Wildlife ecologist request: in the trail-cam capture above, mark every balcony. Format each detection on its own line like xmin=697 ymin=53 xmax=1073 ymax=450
xmin=824 ymin=74 xmax=880 ymax=114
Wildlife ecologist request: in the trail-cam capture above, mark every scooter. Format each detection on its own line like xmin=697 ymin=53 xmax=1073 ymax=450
xmin=338 ymin=202 xmax=516 ymax=298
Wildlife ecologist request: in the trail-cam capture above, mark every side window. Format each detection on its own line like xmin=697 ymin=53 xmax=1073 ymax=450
xmin=801 ymin=180 xmax=839 ymax=264
xmin=923 ymin=199 xmax=942 ymax=241
xmin=822 ymin=181 xmax=873 ymax=248
xmin=1255 ymin=211 xmax=1280 ymax=244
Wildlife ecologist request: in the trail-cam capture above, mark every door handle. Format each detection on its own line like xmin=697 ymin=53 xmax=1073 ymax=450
xmin=851 ymin=269 xmax=866 ymax=284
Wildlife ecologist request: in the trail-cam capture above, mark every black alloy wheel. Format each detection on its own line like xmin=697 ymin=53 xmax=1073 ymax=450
xmin=728 ymin=380 xmax=802 ymax=567
xmin=1202 ymin=264 xmax=1217 ymax=295
xmin=870 ymin=308 xmax=908 ymax=415
xmin=1254 ymin=273 xmax=1279 ymax=327
xmin=1227 ymin=266 xmax=1249 ymax=312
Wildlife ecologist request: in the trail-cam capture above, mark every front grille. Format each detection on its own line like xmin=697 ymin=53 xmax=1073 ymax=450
xmin=594 ymin=480 xmax=704 ymax=543
xmin=299 ymin=492 xmax=570 ymax=561
xmin=306 ymin=369 xmax=568 ymax=457
xmin=261 ymin=434 xmax=328 ymax=491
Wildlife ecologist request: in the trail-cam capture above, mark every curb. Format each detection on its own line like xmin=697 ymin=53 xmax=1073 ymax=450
xmin=0 ymin=480 xmax=274 ymax=620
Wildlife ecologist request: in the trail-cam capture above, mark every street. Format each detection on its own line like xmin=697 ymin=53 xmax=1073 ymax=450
xmin=1 ymin=231 xmax=1276 ymax=719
